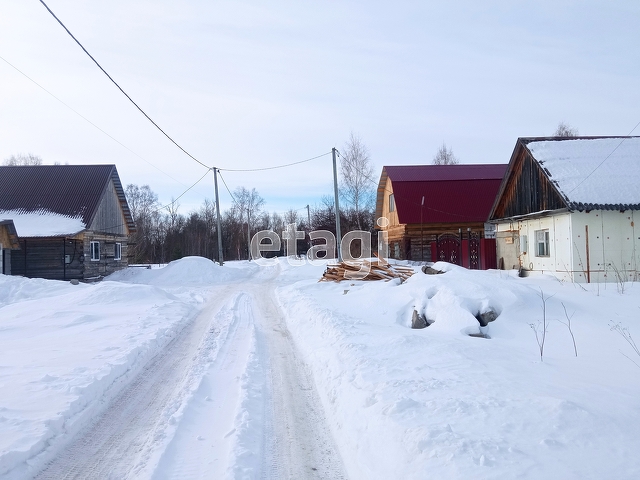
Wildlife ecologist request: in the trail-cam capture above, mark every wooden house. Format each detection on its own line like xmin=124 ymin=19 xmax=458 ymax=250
xmin=0 ymin=164 xmax=135 ymax=281
xmin=489 ymin=136 xmax=640 ymax=282
xmin=375 ymin=164 xmax=507 ymax=268
xmin=0 ymin=219 xmax=20 ymax=275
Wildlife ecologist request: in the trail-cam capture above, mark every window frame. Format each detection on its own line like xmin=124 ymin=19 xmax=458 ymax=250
xmin=389 ymin=193 xmax=395 ymax=212
xmin=90 ymin=241 xmax=100 ymax=261
xmin=114 ymin=242 xmax=122 ymax=261
xmin=534 ymin=229 xmax=550 ymax=257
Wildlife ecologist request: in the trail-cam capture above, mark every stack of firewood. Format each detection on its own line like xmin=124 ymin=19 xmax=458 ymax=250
xmin=319 ymin=260 xmax=415 ymax=282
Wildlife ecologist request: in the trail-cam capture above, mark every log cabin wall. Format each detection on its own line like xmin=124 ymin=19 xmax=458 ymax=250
xmin=89 ymin=179 xmax=129 ymax=235
xmin=83 ymin=233 xmax=128 ymax=279
xmin=11 ymin=237 xmax=84 ymax=280
xmin=492 ymin=145 xmax=567 ymax=219
xmin=387 ymin=222 xmax=487 ymax=261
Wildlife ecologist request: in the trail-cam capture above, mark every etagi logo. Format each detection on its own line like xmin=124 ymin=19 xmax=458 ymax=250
xmin=250 ymin=217 xmax=391 ymax=279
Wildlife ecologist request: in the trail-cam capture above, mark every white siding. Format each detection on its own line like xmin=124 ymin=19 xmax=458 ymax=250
xmin=571 ymin=211 xmax=639 ymax=283
xmin=518 ymin=214 xmax=572 ymax=277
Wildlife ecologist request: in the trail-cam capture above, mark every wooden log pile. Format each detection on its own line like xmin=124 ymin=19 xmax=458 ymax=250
xmin=319 ymin=260 xmax=415 ymax=282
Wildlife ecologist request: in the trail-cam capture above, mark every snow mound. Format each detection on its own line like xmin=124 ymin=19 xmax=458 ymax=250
xmin=276 ymin=262 xmax=640 ymax=479
xmin=0 ymin=274 xmax=82 ymax=308
xmin=107 ymin=257 xmax=256 ymax=287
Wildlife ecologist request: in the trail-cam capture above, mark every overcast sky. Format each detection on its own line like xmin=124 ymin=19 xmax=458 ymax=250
xmin=1 ymin=1 xmax=639 ymax=215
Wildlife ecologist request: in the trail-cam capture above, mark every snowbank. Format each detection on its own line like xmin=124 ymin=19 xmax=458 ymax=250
xmin=0 ymin=257 xmax=250 ymax=477
xmin=276 ymin=261 xmax=640 ymax=479
xmin=107 ymin=257 xmax=258 ymax=287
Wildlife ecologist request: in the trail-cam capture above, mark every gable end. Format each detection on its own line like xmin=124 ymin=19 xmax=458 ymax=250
xmin=491 ymin=140 xmax=568 ymax=219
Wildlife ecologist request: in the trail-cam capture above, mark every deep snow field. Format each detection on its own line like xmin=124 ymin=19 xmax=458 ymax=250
xmin=1 ymin=257 xmax=640 ymax=479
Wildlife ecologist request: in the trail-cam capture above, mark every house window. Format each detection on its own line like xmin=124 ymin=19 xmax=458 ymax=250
xmin=535 ymin=229 xmax=550 ymax=257
xmin=389 ymin=194 xmax=395 ymax=212
xmin=91 ymin=241 xmax=100 ymax=261
xmin=114 ymin=243 xmax=122 ymax=261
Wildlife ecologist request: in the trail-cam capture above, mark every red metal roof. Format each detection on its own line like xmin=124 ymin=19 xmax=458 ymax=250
xmin=380 ymin=164 xmax=507 ymax=224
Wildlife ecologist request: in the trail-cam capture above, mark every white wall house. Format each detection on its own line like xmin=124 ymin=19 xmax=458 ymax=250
xmin=489 ymin=136 xmax=640 ymax=283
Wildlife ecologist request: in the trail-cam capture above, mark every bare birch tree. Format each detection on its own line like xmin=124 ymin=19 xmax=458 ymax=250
xmin=3 ymin=153 xmax=43 ymax=165
xmin=339 ymin=133 xmax=375 ymax=229
xmin=554 ymin=122 xmax=578 ymax=137
xmin=432 ymin=143 xmax=459 ymax=165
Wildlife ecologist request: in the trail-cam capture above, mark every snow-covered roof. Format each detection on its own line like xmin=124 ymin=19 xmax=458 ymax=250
xmin=0 ymin=210 xmax=85 ymax=237
xmin=0 ymin=164 xmax=136 ymax=234
xmin=525 ymin=136 xmax=640 ymax=210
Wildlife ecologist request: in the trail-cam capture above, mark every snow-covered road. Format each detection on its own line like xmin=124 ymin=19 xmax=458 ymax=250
xmin=31 ymin=264 xmax=345 ymax=479
xmin=5 ymin=257 xmax=640 ymax=479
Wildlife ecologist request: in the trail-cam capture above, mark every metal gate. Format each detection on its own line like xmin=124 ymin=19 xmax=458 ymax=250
xmin=468 ymin=231 xmax=480 ymax=269
xmin=436 ymin=233 xmax=461 ymax=265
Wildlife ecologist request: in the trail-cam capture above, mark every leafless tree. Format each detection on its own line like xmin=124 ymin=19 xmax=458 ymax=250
xmin=3 ymin=153 xmax=43 ymax=166
xmin=125 ymin=184 xmax=159 ymax=262
xmin=432 ymin=143 xmax=459 ymax=165
xmin=554 ymin=122 xmax=578 ymax=137
xmin=284 ymin=208 xmax=300 ymax=226
xmin=339 ymin=133 xmax=375 ymax=229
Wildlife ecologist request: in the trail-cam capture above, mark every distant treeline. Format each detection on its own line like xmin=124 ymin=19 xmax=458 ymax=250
xmin=125 ymin=184 xmax=376 ymax=264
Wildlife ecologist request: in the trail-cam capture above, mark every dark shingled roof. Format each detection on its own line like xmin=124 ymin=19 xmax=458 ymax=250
xmin=377 ymin=164 xmax=508 ymax=224
xmin=0 ymin=164 xmax=135 ymax=233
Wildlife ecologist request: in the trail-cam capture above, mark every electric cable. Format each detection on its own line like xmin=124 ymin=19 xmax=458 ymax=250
xmin=38 ymin=0 xmax=211 ymax=170
xmin=335 ymin=149 xmax=468 ymax=218
xmin=567 ymin=121 xmax=640 ymax=194
xmin=158 ymin=168 xmax=211 ymax=210
xmin=218 ymin=152 xmax=331 ymax=172
xmin=217 ymin=170 xmax=238 ymax=204
xmin=0 ymin=54 xmax=187 ymax=186
xmin=97 ymin=168 xmax=212 ymax=232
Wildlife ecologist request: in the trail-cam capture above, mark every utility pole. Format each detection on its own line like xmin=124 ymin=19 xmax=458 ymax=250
xmin=332 ymin=147 xmax=342 ymax=261
xmin=213 ymin=168 xmax=224 ymax=266
xmin=306 ymin=204 xmax=311 ymax=226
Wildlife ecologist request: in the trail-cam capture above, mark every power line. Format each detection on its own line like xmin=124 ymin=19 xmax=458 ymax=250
xmin=217 ymin=170 xmax=238 ymax=204
xmin=158 ymin=169 xmax=211 ymax=210
xmin=335 ymin=149 xmax=468 ymax=219
xmin=567 ymin=123 xmax=640 ymax=194
xmin=218 ymin=151 xmax=332 ymax=172
xmin=38 ymin=0 xmax=211 ymax=170
xmin=0 ymin=54 xmax=187 ymax=187
xmin=96 ymin=168 xmax=212 ymax=232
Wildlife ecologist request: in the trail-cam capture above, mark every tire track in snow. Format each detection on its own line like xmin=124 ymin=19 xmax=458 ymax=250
xmin=249 ymin=276 xmax=347 ymax=480
xmin=151 ymin=293 xmax=258 ymax=479
xmin=30 ymin=266 xmax=347 ymax=479
xmin=31 ymin=284 xmax=242 ymax=480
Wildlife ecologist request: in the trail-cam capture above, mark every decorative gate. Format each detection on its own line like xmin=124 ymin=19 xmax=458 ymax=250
xmin=436 ymin=233 xmax=461 ymax=265
xmin=468 ymin=231 xmax=480 ymax=269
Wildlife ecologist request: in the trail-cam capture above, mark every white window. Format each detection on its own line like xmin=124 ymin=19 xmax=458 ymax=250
xmin=535 ymin=229 xmax=550 ymax=257
xmin=389 ymin=194 xmax=395 ymax=212
xmin=91 ymin=241 xmax=100 ymax=261
xmin=114 ymin=243 xmax=122 ymax=261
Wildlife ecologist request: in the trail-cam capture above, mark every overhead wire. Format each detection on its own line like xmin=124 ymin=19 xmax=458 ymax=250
xmin=217 ymin=170 xmax=238 ymax=205
xmin=567 ymin=121 xmax=640 ymax=194
xmin=0 ymin=54 xmax=187 ymax=187
xmin=90 ymin=168 xmax=213 ymax=233
xmin=157 ymin=168 xmax=212 ymax=210
xmin=335 ymin=149 xmax=468 ymax=219
xmin=218 ymin=151 xmax=332 ymax=172
xmin=38 ymin=0 xmax=211 ymax=170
